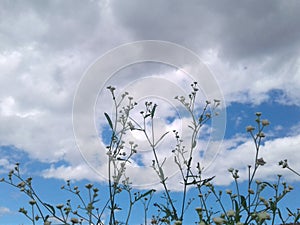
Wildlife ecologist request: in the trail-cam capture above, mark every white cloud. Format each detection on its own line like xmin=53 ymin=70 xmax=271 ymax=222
xmin=0 ymin=1 xmax=131 ymax=162
xmin=42 ymin=114 xmax=300 ymax=190
xmin=0 ymin=1 xmax=299 ymax=193
xmin=43 ymin=164 xmax=101 ymax=182
xmin=204 ymin=133 xmax=300 ymax=186
xmin=0 ymin=206 xmax=11 ymax=216
xmin=109 ymin=0 xmax=300 ymax=106
xmin=203 ymin=49 xmax=300 ymax=106
xmin=0 ymin=158 xmax=14 ymax=175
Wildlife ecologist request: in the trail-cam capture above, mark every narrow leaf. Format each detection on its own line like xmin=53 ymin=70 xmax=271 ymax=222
xmin=234 ymin=199 xmax=239 ymax=212
xmin=161 ymin=204 xmax=173 ymax=219
xmin=154 ymin=131 xmax=169 ymax=146
xmin=151 ymin=104 xmax=157 ymax=118
xmin=159 ymin=167 xmax=164 ymax=179
xmin=104 ymin=113 xmax=113 ymax=130
xmin=202 ymin=176 xmax=215 ymax=185
xmin=192 ymin=140 xmax=197 ymax=148
xmin=270 ymin=201 xmax=276 ymax=212
xmin=234 ymin=199 xmax=240 ymax=221
xmin=44 ymin=203 xmax=55 ymax=215
xmin=188 ymin=125 xmax=194 ymax=130
xmin=241 ymin=195 xmax=248 ymax=212
xmin=135 ymin=189 xmax=155 ymax=202
xmin=286 ymin=207 xmax=294 ymax=215
xmin=262 ymin=181 xmax=273 ymax=188
xmin=295 ymin=212 xmax=300 ymax=222
xmin=278 ymin=208 xmax=284 ymax=223
xmin=144 ymin=114 xmax=150 ymax=119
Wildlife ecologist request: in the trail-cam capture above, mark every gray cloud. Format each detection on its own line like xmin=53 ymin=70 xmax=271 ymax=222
xmin=1 ymin=0 xmax=300 ymax=187
xmin=108 ymin=0 xmax=300 ymax=105
xmin=110 ymin=0 xmax=300 ymax=61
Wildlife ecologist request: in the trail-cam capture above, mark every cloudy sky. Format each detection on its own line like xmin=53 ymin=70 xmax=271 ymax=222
xmin=1 ymin=0 xmax=300 ymax=224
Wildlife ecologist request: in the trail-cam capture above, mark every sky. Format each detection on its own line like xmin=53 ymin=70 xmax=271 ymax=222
xmin=0 ymin=0 xmax=300 ymax=224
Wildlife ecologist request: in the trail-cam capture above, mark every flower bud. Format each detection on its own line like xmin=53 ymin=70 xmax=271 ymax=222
xmin=261 ymin=119 xmax=270 ymax=126
xmin=246 ymin=126 xmax=255 ymax=132
xmin=255 ymin=112 xmax=262 ymax=117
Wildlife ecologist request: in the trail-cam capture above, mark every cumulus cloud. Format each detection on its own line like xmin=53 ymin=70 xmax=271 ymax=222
xmin=110 ymin=0 xmax=300 ymax=105
xmin=0 ymin=0 xmax=300 ymax=190
xmin=204 ymin=133 xmax=300 ymax=186
xmin=43 ymin=113 xmax=300 ymax=190
xmin=0 ymin=1 xmax=130 ymax=163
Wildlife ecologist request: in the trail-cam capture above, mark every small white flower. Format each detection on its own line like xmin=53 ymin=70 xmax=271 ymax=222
xmin=226 ymin=189 xmax=232 ymax=195
xmin=258 ymin=132 xmax=266 ymax=138
xmin=255 ymin=180 xmax=262 ymax=185
xmin=248 ymin=189 xmax=255 ymax=194
xmin=257 ymin=211 xmax=270 ymax=221
xmin=227 ymin=210 xmax=235 ymax=217
xmin=261 ymin=119 xmax=270 ymax=126
xmin=212 ymin=217 xmax=225 ymax=225
xmin=246 ymin=125 xmax=255 ymax=132
xmin=288 ymin=185 xmax=294 ymax=191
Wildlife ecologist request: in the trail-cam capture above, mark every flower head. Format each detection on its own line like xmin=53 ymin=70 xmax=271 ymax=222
xmin=257 ymin=211 xmax=270 ymax=221
xmin=227 ymin=210 xmax=235 ymax=217
xmin=195 ymin=207 xmax=203 ymax=213
xmin=248 ymin=189 xmax=255 ymax=194
xmin=70 ymin=218 xmax=79 ymax=224
xmin=258 ymin=132 xmax=265 ymax=138
xmin=29 ymin=200 xmax=36 ymax=205
xmin=246 ymin=126 xmax=255 ymax=132
xmin=226 ymin=189 xmax=232 ymax=195
xmin=228 ymin=168 xmax=234 ymax=172
xmin=212 ymin=217 xmax=225 ymax=225
xmin=56 ymin=204 xmax=64 ymax=209
xmin=279 ymin=159 xmax=288 ymax=168
xmin=257 ymin=158 xmax=266 ymax=166
xmin=85 ymin=183 xmax=93 ymax=189
xmin=256 ymin=112 xmax=262 ymax=117
xmin=261 ymin=119 xmax=270 ymax=126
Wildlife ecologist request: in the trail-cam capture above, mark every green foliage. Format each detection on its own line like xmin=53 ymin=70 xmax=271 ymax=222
xmin=1 ymin=83 xmax=300 ymax=225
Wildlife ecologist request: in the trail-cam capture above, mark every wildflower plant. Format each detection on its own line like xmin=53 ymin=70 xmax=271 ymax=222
xmin=1 ymin=83 xmax=299 ymax=225
xmin=194 ymin=113 xmax=300 ymax=225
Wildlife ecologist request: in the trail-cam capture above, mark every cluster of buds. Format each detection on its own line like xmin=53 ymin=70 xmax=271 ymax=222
xmin=259 ymin=196 xmax=269 ymax=207
xmin=256 ymin=157 xmax=266 ymax=166
xmin=226 ymin=209 xmax=235 ymax=217
xmin=246 ymin=112 xmax=270 ymax=133
xmin=257 ymin=211 xmax=271 ymax=222
xmin=128 ymin=141 xmax=138 ymax=154
xmin=228 ymin=168 xmax=240 ymax=179
xmin=212 ymin=217 xmax=225 ymax=225
xmin=279 ymin=159 xmax=288 ymax=168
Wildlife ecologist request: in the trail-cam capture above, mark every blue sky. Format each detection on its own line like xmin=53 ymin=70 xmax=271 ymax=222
xmin=1 ymin=1 xmax=300 ymax=224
